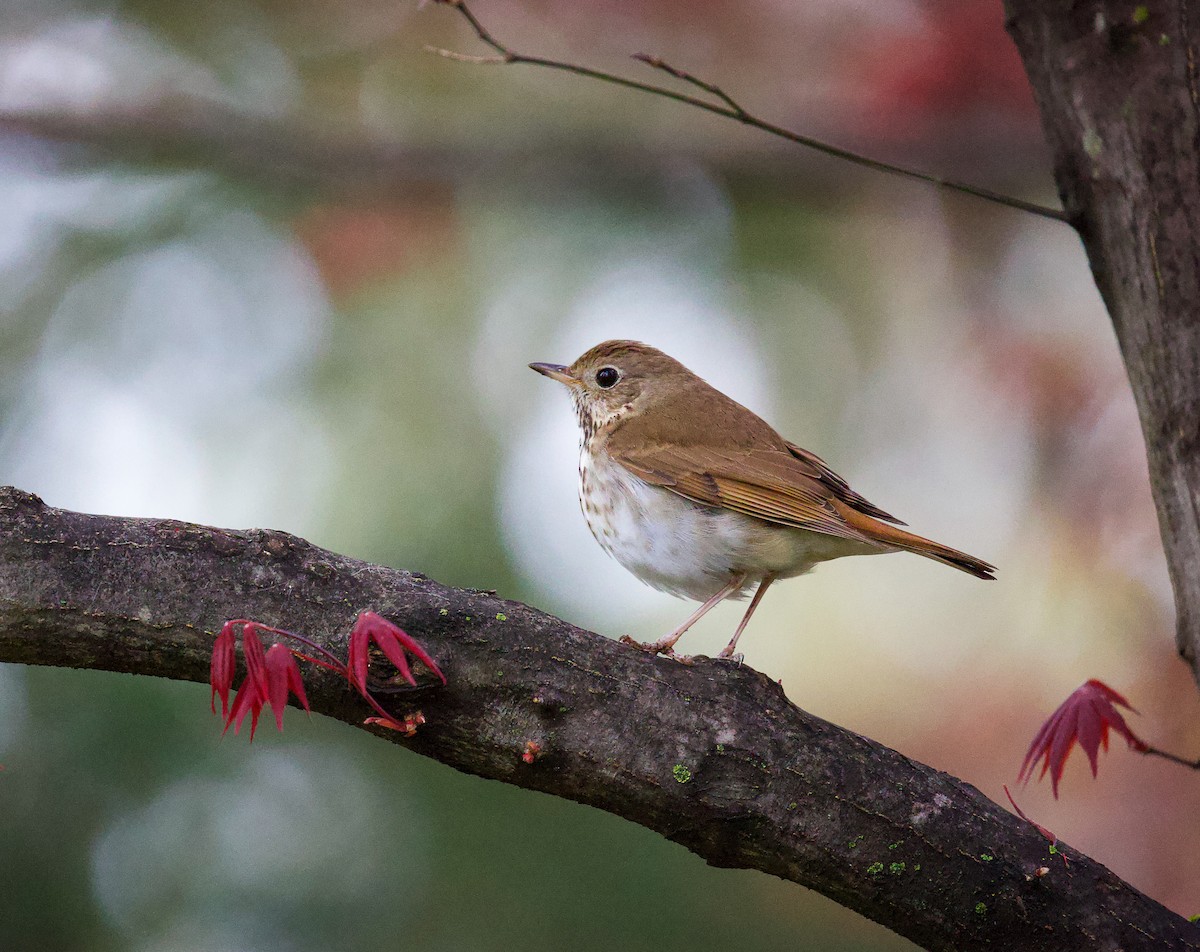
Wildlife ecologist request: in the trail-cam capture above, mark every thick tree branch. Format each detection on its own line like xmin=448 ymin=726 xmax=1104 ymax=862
xmin=1005 ymin=0 xmax=1200 ymax=688
xmin=0 ymin=487 xmax=1194 ymax=952
xmin=427 ymin=0 xmax=1069 ymax=223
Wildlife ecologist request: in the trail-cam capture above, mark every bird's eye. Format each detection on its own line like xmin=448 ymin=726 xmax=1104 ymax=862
xmin=595 ymin=367 xmax=620 ymax=389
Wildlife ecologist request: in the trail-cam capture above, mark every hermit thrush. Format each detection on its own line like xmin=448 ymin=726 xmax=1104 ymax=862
xmin=530 ymin=340 xmax=994 ymax=662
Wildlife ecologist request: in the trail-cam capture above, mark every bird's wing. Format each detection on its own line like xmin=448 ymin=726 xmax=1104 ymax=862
xmin=782 ymin=441 xmax=905 ymax=525
xmin=610 ymin=442 xmax=876 ymax=543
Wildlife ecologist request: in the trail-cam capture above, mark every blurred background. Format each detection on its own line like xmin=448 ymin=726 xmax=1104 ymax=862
xmin=2 ymin=0 xmax=1199 ymax=949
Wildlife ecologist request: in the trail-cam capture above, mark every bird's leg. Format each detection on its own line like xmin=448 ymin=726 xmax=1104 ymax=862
xmin=717 ymin=573 xmax=776 ymax=663
xmin=621 ymin=575 xmax=745 ymax=661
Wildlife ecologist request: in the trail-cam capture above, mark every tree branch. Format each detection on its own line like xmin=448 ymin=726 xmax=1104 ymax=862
xmin=427 ymin=0 xmax=1070 ymax=224
xmin=0 ymin=486 xmax=1194 ymax=951
xmin=1143 ymin=743 xmax=1200 ymax=771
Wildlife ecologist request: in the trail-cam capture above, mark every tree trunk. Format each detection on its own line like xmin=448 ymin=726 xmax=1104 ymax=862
xmin=1006 ymin=0 xmax=1200 ymax=684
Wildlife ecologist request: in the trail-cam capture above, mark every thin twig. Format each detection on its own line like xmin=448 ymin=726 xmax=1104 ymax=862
xmin=1141 ymin=743 xmax=1200 ymax=770
xmin=631 ymin=52 xmax=747 ymax=118
xmin=424 ymin=46 xmax=507 ymax=65
xmin=427 ymin=0 xmax=1070 ymax=225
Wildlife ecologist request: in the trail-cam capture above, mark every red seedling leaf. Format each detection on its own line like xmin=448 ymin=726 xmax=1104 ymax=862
xmin=348 ymin=612 xmax=446 ymax=695
xmin=362 ymin=614 xmax=416 ymax=687
xmin=364 ymin=711 xmax=425 ymax=735
xmin=264 ymin=644 xmax=312 ymax=732
xmin=223 ymin=675 xmax=264 ymax=740
xmin=521 ymin=741 xmax=542 ymax=764
xmin=210 ymin=621 xmax=237 ymax=718
xmin=211 ymin=613 xmax=444 ymax=739
xmin=386 ymin=625 xmax=446 ymax=685
xmin=242 ymin=625 xmax=269 ymax=699
xmin=1018 ymin=679 xmax=1147 ymax=797
xmin=347 ymin=616 xmax=370 ymax=694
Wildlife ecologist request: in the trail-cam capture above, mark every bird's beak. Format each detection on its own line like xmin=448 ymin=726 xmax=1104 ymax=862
xmin=529 ymin=362 xmax=577 ymax=386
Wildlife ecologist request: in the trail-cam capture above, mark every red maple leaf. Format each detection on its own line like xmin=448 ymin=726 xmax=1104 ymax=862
xmin=1018 ymin=679 xmax=1148 ymax=797
xmin=209 ymin=613 xmax=444 ymax=739
xmin=218 ymin=623 xmax=309 ymax=740
xmin=209 ymin=620 xmax=236 ymax=718
xmin=264 ymin=643 xmax=311 ymax=732
xmin=347 ymin=611 xmax=446 ymax=693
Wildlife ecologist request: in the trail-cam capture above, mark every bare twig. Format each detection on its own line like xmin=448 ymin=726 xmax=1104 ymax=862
xmin=424 ymin=46 xmax=507 ymax=65
xmin=631 ymin=52 xmax=747 ymax=118
xmin=426 ymin=0 xmax=1070 ymax=224
xmin=1142 ymin=744 xmax=1200 ymax=771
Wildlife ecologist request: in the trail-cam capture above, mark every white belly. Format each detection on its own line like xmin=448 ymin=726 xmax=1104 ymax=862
xmin=578 ymin=447 xmax=875 ymax=602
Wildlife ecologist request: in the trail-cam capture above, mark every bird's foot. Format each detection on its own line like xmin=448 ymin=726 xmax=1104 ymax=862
xmin=715 ymin=649 xmax=744 ymax=666
xmin=619 ymin=635 xmax=695 ymax=665
xmin=661 ymin=647 xmax=696 ymax=666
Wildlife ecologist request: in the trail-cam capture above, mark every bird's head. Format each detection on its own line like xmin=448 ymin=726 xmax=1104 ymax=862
xmin=530 ymin=340 xmax=687 ymax=436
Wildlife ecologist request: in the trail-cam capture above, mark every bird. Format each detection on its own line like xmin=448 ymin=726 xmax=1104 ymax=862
xmin=529 ymin=340 xmax=995 ymax=663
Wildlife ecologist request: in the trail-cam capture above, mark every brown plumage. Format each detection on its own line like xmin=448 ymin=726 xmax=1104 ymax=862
xmin=531 ymin=340 xmax=994 ymax=662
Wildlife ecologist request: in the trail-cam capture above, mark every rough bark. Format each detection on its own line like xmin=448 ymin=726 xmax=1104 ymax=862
xmin=0 ymin=487 xmax=1194 ymax=951
xmin=1006 ymin=0 xmax=1200 ymax=684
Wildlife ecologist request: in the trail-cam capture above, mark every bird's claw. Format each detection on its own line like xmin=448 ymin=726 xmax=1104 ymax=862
xmin=619 ymin=635 xmax=695 ymax=665
xmin=662 ymin=647 xmax=696 ymax=665
xmin=715 ymin=651 xmax=744 ymax=666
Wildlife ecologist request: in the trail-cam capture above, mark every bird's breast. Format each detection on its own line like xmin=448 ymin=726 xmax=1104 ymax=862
xmin=577 ymin=441 xmax=846 ymax=601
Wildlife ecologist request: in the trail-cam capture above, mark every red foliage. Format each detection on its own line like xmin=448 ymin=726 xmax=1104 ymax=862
xmin=209 ymin=621 xmax=236 ymax=718
xmin=521 ymin=741 xmax=542 ymax=765
xmin=1018 ymin=679 xmax=1148 ymax=797
xmin=852 ymin=0 xmax=1040 ymax=143
xmin=347 ymin=611 xmax=446 ymax=693
xmin=214 ymin=622 xmax=310 ymax=740
xmin=364 ymin=712 xmax=426 ymax=736
xmin=265 ymin=644 xmax=311 ymax=733
xmin=209 ymin=614 xmax=444 ymax=739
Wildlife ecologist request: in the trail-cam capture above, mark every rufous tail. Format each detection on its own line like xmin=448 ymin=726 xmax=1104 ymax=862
xmin=839 ymin=506 xmax=995 ymax=580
